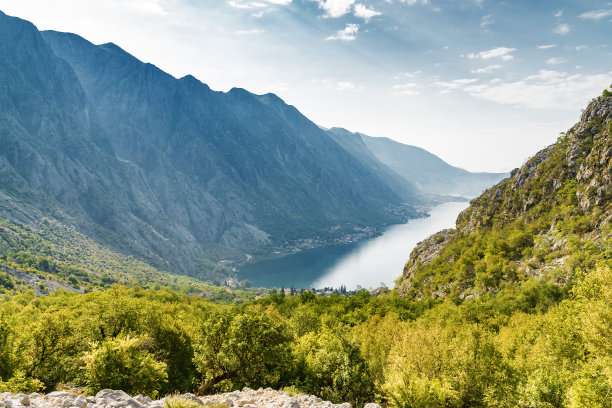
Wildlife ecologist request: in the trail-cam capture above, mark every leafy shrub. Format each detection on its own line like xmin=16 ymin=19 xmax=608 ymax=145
xmin=164 ymin=397 xmax=202 ymax=408
xmin=0 ymin=370 xmax=43 ymax=393
xmin=82 ymin=335 xmax=167 ymax=397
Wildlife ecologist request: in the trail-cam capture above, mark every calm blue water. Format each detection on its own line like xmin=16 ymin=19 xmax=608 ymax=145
xmin=238 ymin=201 xmax=469 ymax=290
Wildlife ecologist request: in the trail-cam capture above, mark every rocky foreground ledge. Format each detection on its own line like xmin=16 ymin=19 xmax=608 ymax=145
xmin=0 ymin=389 xmax=382 ymax=408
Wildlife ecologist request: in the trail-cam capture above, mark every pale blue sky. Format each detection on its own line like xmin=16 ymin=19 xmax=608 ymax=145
xmin=1 ymin=0 xmax=611 ymax=171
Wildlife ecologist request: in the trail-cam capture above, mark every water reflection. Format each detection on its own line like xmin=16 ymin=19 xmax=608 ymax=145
xmin=238 ymin=201 xmax=469 ymax=290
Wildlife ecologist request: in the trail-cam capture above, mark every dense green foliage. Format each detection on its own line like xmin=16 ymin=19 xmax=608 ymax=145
xmin=0 ymin=216 xmax=258 ymax=303
xmin=399 ymin=93 xmax=612 ymax=302
xmin=1 ymin=268 xmax=610 ymax=407
xmin=82 ymin=335 xmax=168 ymax=397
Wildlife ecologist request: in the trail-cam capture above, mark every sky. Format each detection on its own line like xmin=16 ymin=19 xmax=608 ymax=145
xmin=1 ymin=0 xmax=611 ymax=172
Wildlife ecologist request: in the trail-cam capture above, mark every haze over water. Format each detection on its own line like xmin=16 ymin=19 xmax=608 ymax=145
xmin=239 ymin=201 xmax=469 ymax=290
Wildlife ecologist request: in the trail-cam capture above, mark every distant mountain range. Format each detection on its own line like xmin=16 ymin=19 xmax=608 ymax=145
xmin=0 ymin=10 xmax=505 ymax=282
xmin=325 ymin=127 xmax=507 ymax=197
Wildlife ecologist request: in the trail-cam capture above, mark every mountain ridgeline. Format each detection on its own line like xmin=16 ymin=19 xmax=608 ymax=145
xmin=0 ymin=10 xmax=501 ymax=282
xmin=398 ymin=91 xmax=612 ymax=299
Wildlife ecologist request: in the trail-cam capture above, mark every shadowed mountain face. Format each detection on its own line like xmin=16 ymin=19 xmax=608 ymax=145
xmin=0 ymin=10 xmax=425 ymax=279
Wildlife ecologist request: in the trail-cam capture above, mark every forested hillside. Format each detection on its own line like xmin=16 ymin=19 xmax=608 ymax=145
xmin=399 ymin=91 xmax=612 ymax=301
xmin=1 ymin=91 xmax=611 ymax=407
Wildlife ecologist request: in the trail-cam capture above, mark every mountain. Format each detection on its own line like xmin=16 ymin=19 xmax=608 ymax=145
xmin=0 ymin=11 xmax=433 ymax=282
xmin=323 ymin=127 xmax=420 ymax=201
xmin=397 ymin=91 xmax=612 ymax=300
xmin=358 ymin=133 xmax=507 ymax=197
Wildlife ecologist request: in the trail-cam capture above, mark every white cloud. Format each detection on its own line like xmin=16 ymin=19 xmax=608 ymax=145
xmin=398 ymin=0 xmax=430 ymax=5
xmin=235 ymin=29 xmax=265 ymax=34
xmin=554 ymin=10 xmax=563 ymax=18
xmin=435 ymin=78 xmax=479 ymax=91
xmin=546 ymin=57 xmax=566 ymax=65
xmin=575 ymin=45 xmax=588 ymax=51
xmin=579 ymin=9 xmax=612 ymax=20
xmin=394 ymin=71 xmax=422 ymax=81
xmin=537 ymin=44 xmax=556 ymax=50
xmin=481 ymin=14 xmax=494 ymax=27
xmin=392 ymin=82 xmax=420 ymax=96
xmin=553 ymin=23 xmax=570 ymax=35
xmin=354 ymin=3 xmax=381 ymax=22
xmin=336 ymin=81 xmax=357 ymax=90
xmin=467 ymin=46 xmax=516 ymax=61
xmin=471 ymin=64 xmax=502 ymax=74
xmin=313 ymin=0 xmax=355 ymax=18
xmin=228 ymin=1 xmax=265 ymax=9
xmin=326 ymin=23 xmax=359 ymax=41
xmin=463 ymin=70 xmax=612 ymax=109
xmin=229 ymin=0 xmax=291 ymax=9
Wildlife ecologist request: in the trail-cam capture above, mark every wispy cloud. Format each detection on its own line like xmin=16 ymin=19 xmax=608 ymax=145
xmin=394 ymin=70 xmax=421 ymax=80
xmin=481 ymin=14 xmax=494 ymax=27
xmin=398 ymin=0 xmax=430 ymax=5
xmin=435 ymin=78 xmax=479 ymax=92
xmin=467 ymin=46 xmax=516 ymax=61
xmin=554 ymin=10 xmax=563 ymax=18
xmin=463 ymin=70 xmax=612 ymax=109
xmin=229 ymin=0 xmax=291 ymax=9
xmin=537 ymin=44 xmax=556 ymax=50
xmin=235 ymin=29 xmax=265 ymax=34
xmin=354 ymin=3 xmax=381 ymax=22
xmin=546 ymin=57 xmax=566 ymax=65
xmin=579 ymin=9 xmax=612 ymax=20
xmin=471 ymin=64 xmax=501 ymax=74
xmin=392 ymin=82 xmax=420 ymax=96
xmin=326 ymin=23 xmax=359 ymax=41
xmin=336 ymin=81 xmax=361 ymax=90
xmin=553 ymin=23 xmax=570 ymax=35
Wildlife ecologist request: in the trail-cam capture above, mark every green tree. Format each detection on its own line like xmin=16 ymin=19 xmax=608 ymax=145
xmin=294 ymin=328 xmax=374 ymax=406
xmin=82 ymin=335 xmax=168 ymax=397
xmin=21 ymin=311 xmax=79 ymax=390
xmin=193 ymin=307 xmax=293 ymax=394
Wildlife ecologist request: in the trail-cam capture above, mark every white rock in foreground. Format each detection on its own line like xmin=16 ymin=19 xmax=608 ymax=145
xmin=0 ymin=389 xmax=372 ymax=408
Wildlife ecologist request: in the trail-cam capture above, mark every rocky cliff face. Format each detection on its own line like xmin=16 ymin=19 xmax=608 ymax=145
xmin=398 ymin=91 xmax=612 ymax=299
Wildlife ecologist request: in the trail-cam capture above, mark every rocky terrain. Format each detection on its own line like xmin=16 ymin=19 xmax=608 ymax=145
xmin=398 ymin=92 xmax=612 ymax=299
xmin=0 ymin=389 xmax=381 ymax=408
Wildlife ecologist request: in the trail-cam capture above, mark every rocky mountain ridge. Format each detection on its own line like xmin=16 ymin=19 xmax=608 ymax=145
xmin=398 ymin=91 xmax=612 ymax=299
xmin=0 ymin=10 xmax=417 ymax=281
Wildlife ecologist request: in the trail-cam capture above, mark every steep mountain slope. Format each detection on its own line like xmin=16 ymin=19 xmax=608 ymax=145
xmin=0 ymin=10 xmax=421 ymax=280
xmin=41 ymin=30 xmax=412 ymax=234
xmin=397 ymin=91 xmax=612 ymax=299
xmin=324 ymin=127 xmax=419 ymax=201
xmin=361 ymin=133 xmax=507 ymax=197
